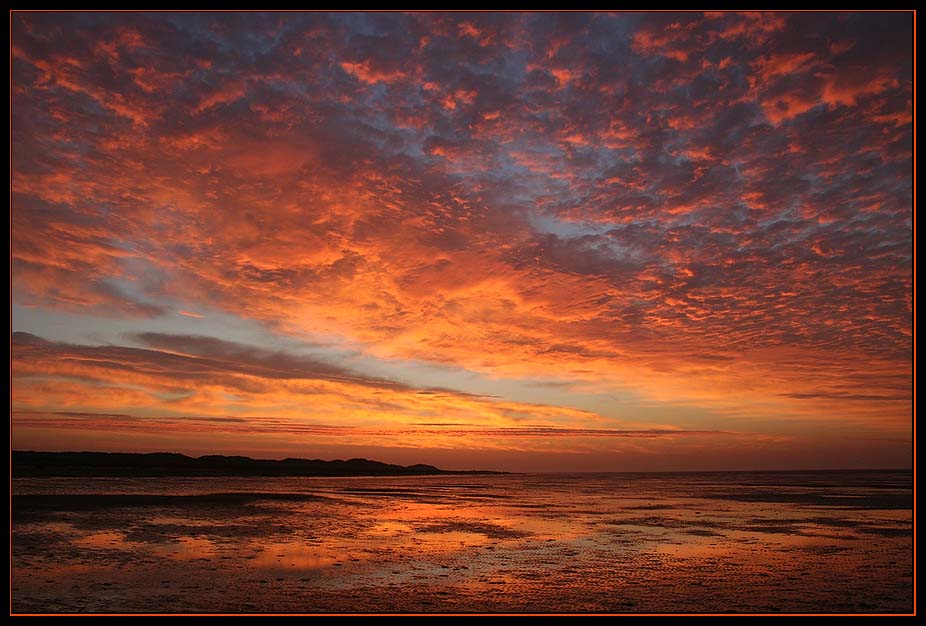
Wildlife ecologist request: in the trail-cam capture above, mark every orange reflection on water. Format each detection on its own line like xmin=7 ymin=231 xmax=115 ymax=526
xmin=248 ymin=540 xmax=340 ymax=570
xmin=151 ymin=536 xmax=218 ymax=561
xmin=73 ymin=530 xmax=131 ymax=550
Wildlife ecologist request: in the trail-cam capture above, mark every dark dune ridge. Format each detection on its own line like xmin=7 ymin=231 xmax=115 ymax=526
xmin=12 ymin=451 xmax=503 ymax=478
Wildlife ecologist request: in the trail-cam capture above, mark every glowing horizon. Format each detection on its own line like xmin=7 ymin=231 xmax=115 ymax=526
xmin=11 ymin=12 xmax=913 ymax=471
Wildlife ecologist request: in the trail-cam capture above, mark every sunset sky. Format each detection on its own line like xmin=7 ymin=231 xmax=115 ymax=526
xmin=10 ymin=12 xmax=913 ymax=471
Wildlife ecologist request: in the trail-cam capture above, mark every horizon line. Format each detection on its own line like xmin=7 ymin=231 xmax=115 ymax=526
xmin=10 ymin=450 xmax=913 ymax=475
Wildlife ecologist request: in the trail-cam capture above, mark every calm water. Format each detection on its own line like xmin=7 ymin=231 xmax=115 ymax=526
xmin=11 ymin=471 xmax=913 ymax=613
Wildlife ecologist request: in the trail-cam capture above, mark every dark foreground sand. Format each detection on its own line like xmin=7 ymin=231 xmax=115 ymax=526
xmin=11 ymin=471 xmax=913 ymax=614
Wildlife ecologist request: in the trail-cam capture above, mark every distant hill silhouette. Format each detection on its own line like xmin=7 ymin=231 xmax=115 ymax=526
xmin=12 ymin=451 xmax=501 ymax=477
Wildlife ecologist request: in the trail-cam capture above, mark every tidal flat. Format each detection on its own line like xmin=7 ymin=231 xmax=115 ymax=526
xmin=11 ymin=471 xmax=913 ymax=614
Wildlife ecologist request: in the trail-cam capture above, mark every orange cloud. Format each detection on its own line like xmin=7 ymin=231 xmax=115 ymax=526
xmin=10 ymin=12 xmax=912 ymax=469
xmin=340 ymin=60 xmax=407 ymax=85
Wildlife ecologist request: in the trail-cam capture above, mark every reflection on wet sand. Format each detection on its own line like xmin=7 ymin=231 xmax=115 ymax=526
xmin=11 ymin=471 xmax=913 ymax=613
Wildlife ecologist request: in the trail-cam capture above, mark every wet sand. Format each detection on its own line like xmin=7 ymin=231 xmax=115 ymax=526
xmin=11 ymin=471 xmax=913 ymax=614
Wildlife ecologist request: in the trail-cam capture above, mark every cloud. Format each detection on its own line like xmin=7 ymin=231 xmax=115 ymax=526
xmin=11 ymin=409 xmax=759 ymax=460
xmin=780 ymin=392 xmax=907 ymax=402
xmin=11 ymin=332 xmax=622 ymax=448
xmin=130 ymin=331 xmax=416 ymax=390
xmin=10 ymin=12 xmax=913 ymax=459
xmin=11 ymin=410 xmax=734 ymax=439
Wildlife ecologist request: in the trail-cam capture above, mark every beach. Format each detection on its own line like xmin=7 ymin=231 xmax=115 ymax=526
xmin=11 ymin=470 xmax=913 ymax=614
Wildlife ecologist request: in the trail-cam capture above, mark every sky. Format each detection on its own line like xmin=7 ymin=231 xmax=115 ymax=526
xmin=10 ymin=11 xmax=913 ymax=472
